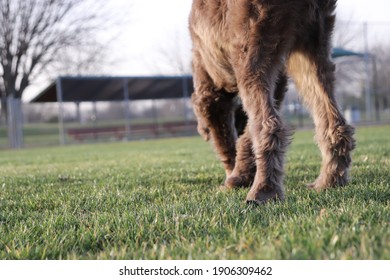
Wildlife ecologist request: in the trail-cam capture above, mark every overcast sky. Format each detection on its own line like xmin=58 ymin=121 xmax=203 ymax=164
xmin=116 ymin=0 xmax=390 ymax=75
xmin=337 ymin=0 xmax=390 ymax=22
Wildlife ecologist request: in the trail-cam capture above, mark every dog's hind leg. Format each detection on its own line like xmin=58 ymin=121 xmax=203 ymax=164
xmin=288 ymin=50 xmax=355 ymax=190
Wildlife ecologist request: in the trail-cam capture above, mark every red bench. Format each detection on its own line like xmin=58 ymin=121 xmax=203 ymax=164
xmin=67 ymin=121 xmax=197 ymax=142
xmin=67 ymin=126 xmax=125 ymax=141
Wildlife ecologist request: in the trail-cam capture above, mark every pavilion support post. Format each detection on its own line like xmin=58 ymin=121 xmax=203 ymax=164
xmin=182 ymin=76 xmax=190 ymax=126
xmin=56 ymin=78 xmax=66 ymax=145
xmin=92 ymin=101 xmax=98 ymax=140
xmin=123 ymin=79 xmax=131 ymax=141
xmin=152 ymin=99 xmax=159 ymax=137
xmin=75 ymin=102 xmax=81 ymax=123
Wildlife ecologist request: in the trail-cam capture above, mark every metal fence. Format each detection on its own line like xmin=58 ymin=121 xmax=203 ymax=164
xmin=1 ymin=92 xmax=388 ymax=150
xmin=0 ymin=98 xmax=197 ymax=149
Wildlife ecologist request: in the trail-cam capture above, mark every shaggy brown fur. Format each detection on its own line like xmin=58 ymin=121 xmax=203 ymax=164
xmin=189 ymin=0 xmax=356 ymax=204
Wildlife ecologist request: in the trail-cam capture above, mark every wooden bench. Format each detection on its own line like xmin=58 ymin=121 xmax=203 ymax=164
xmin=67 ymin=121 xmax=198 ymax=142
xmin=161 ymin=121 xmax=197 ymax=136
xmin=67 ymin=126 xmax=126 ymax=141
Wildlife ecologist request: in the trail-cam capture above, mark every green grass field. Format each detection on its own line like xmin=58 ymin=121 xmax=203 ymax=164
xmin=0 ymin=126 xmax=389 ymax=260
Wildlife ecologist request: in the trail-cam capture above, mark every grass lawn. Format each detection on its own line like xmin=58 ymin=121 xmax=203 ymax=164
xmin=0 ymin=125 xmax=389 ymax=260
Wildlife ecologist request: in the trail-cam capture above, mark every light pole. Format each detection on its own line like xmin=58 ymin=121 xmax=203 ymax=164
xmin=363 ymin=22 xmax=372 ymax=121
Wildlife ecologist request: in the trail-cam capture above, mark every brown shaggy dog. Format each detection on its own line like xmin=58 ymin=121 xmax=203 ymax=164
xmin=189 ymin=0 xmax=356 ymax=204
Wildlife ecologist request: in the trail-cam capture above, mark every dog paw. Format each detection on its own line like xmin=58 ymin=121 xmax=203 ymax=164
xmin=223 ymin=175 xmax=252 ymax=190
xmin=245 ymin=185 xmax=285 ymax=205
xmin=307 ymin=173 xmax=349 ymax=191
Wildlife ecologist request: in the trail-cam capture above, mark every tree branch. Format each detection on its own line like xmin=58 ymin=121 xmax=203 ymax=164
xmin=1 ymin=0 xmax=124 ymax=100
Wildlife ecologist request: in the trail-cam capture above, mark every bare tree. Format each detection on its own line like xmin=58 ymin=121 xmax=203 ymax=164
xmin=0 ymin=0 xmax=127 ymax=147
xmin=331 ymin=19 xmax=365 ymax=111
xmin=152 ymin=29 xmax=192 ymax=75
xmin=0 ymin=0 xmax=123 ymax=108
xmin=372 ymin=44 xmax=390 ymax=119
xmin=334 ymin=18 xmax=362 ymax=49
